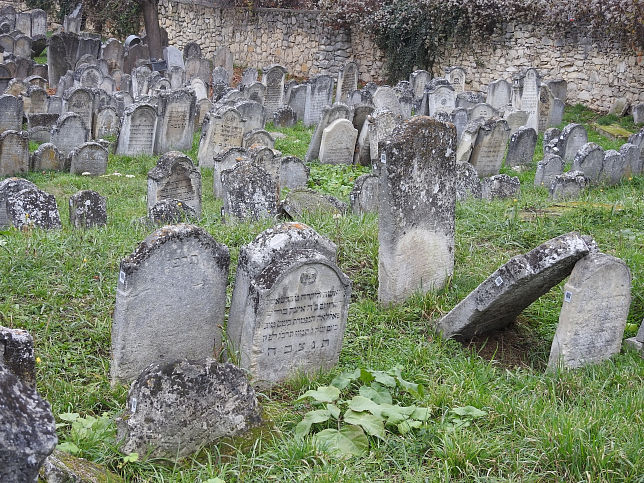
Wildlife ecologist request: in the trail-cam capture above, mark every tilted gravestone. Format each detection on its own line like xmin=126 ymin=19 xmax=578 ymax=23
xmin=548 ymin=253 xmax=631 ymax=371
xmin=0 ymin=94 xmax=23 ymax=134
xmin=273 ymin=105 xmax=296 ymax=128
xmin=117 ymin=359 xmax=261 ymax=459
xmin=534 ymin=153 xmax=564 ymax=187
xmin=305 ymin=103 xmax=352 ymax=162
xmin=69 ymin=190 xmax=107 ymax=228
xmin=0 ymin=130 xmax=29 ymax=176
xmin=600 ymin=149 xmax=626 ymax=186
xmin=319 ymin=118 xmax=358 ymax=165
xmin=350 ymin=173 xmax=379 ymax=215
xmin=620 ymin=143 xmax=641 ymax=177
xmin=234 ymin=99 xmax=264 ymax=133
xmin=244 ymin=81 xmax=266 ymax=105
xmin=445 ymin=66 xmax=466 ymax=93
xmin=228 ymin=222 xmax=351 ymax=388
xmin=197 ymin=107 xmax=245 ymax=167
xmin=505 ymin=126 xmax=537 ymax=167
xmin=68 ymin=142 xmax=108 ymax=176
xmin=368 ymin=108 xmax=403 ymax=165
xmin=559 ymin=123 xmax=588 ymax=163
xmin=336 ymin=61 xmax=358 ymax=105
xmin=409 ymin=69 xmax=431 ymax=101
xmin=378 ymin=116 xmax=456 ymax=305
xmin=262 ymin=64 xmax=287 ymax=117
xmin=221 ymin=161 xmax=278 ymax=221
xmin=51 ymin=112 xmax=90 ymax=158
xmin=115 ymin=103 xmax=157 ymax=156
xmin=0 ymin=364 xmax=57 ymax=482
xmin=111 ymin=225 xmax=229 ymax=385
xmin=549 ymin=171 xmax=589 ymax=200
xmin=571 ymin=142 xmax=604 ymax=184
xmin=6 ymin=186 xmax=62 ymax=230
xmin=469 ymin=118 xmax=510 ymax=176
xmin=436 ymin=232 xmax=592 ymax=339
xmin=154 ymin=88 xmax=196 ymax=154
xmin=147 ymin=152 xmax=202 ymax=218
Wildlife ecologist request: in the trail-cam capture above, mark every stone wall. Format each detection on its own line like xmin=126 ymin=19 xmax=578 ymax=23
xmin=159 ymin=0 xmax=642 ymax=112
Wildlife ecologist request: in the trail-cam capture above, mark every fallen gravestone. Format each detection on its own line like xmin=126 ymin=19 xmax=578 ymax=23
xmin=147 ymin=151 xmax=202 ymax=218
xmin=111 ymin=224 xmax=230 ymax=385
xmin=436 ymin=232 xmax=592 ymax=339
xmin=69 ymin=190 xmax=107 ymax=228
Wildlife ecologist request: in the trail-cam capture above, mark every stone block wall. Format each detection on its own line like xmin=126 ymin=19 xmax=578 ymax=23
xmin=159 ymin=0 xmax=642 ymax=112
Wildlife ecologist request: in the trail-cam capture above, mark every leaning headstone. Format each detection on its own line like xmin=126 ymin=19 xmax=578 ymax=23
xmin=516 ymin=68 xmax=540 ymax=131
xmin=469 ymin=119 xmax=510 ymax=176
xmin=559 ymin=123 xmax=588 ymax=163
xmin=244 ymin=81 xmax=266 ymax=104
xmin=0 ymin=364 xmax=57 ymax=482
xmin=279 ymin=156 xmax=308 ymax=191
xmin=336 ymin=61 xmax=358 ymax=104
xmin=240 ymin=67 xmax=257 ymax=88
xmin=0 ymin=130 xmax=29 ymax=176
xmin=549 ymin=171 xmax=589 ymax=200
xmin=69 ymin=142 xmax=108 ymax=175
xmin=319 ymin=118 xmax=358 ymax=165
xmin=227 ymin=222 xmax=351 ymax=388
xmin=262 ymin=64 xmax=287 ymax=117
xmin=221 ymin=161 xmax=277 ymax=221
xmin=632 ymin=103 xmax=644 ymax=124
xmin=68 ymin=190 xmax=107 ymax=228
xmin=378 ymin=116 xmax=456 ymax=304
xmin=534 ymin=154 xmax=564 ymax=187
xmin=0 ymin=326 xmax=35 ymax=386
xmin=436 ymin=232 xmax=592 ymax=339
xmin=505 ymin=126 xmax=537 ymax=167
xmin=111 ymin=224 xmax=229 ymax=385
xmin=0 ymin=94 xmax=23 ymax=133
xmin=281 ymin=188 xmax=347 ymax=219
xmin=305 ymin=103 xmax=352 ymax=162
xmin=154 ymin=88 xmax=196 ymax=154
xmin=117 ymin=359 xmax=261 ymax=459
xmin=368 ymin=108 xmax=402 ymax=165
xmin=234 ymin=99 xmax=265 ymax=133
xmin=350 ymin=173 xmax=379 ymax=214
xmin=304 ymin=75 xmax=334 ymax=126
xmin=454 ymin=162 xmax=482 ymax=201
xmin=115 ymin=104 xmax=157 ymax=156
xmin=481 ymin=174 xmax=521 ymax=200
xmin=147 ymin=152 xmax=202 ymax=217
xmin=197 ymin=107 xmax=245 ymax=167
xmin=547 ymin=253 xmax=631 ymax=371
xmin=571 ymin=142 xmax=604 ymax=184
xmin=504 ymin=110 xmax=529 ymax=136
xmin=6 ymin=186 xmax=62 ymax=229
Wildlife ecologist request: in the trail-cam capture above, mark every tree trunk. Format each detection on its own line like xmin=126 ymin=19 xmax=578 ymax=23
xmin=140 ymin=0 xmax=162 ymax=60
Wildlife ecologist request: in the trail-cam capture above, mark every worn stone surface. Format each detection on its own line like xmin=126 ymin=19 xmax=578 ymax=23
xmin=68 ymin=142 xmax=108 ymax=176
xmin=336 ymin=62 xmax=359 ymax=104
xmin=571 ymin=142 xmax=604 ymax=184
xmin=273 ymin=105 xmax=296 ymax=128
xmin=51 ymin=112 xmax=89 ymax=158
xmin=600 ymin=149 xmax=626 ymax=186
xmin=117 ymin=359 xmax=261 ymax=459
xmin=505 ymin=126 xmax=537 ymax=167
xmin=368 ymin=107 xmax=403 ymax=165
xmin=262 ymin=64 xmax=287 ymax=117
xmin=350 ymin=173 xmax=379 ymax=215
xmin=279 ymin=156 xmax=308 ymax=191
xmin=243 ymin=128 xmax=275 ymax=149
xmin=378 ymin=116 xmax=456 ymax=304
xmin=0 ymin=177 xmax=37 ymax=227
xmin=305 ymin=103 xmax=352 ymax=162
xmin=221 ymin=161 xmax=278 ymax=221
xmin=436 ymin=232 xmax=592 ymax=339
xmin=0 ymin=94 xmax=24 ymax=134
xmin=146 ymin=199 xmax=197 ymax=225
xmin=93 ymin=105 xmax=120 ymax=140
xmin=111 ymin=224 xmax=229 ymax=385
xmin=116 ymin=104 xmax=157 ymax=156
xmin=303 ymin=74 xmax=334 ymax=126
xmin=549 ymin=171 xmax=589 ymax=200
xmin=40 ymin=449 xmax=124 ymax=483
xmin=212 ymin=147 xmax=249 ymax=199
xmin=319 ymin=118 xmax=358 ymax=165
xmin=228 ymin=222 xmax=350 ymax=388
xmin=0 ymin=129 xmax=29 ymax=176
xmin=560 ymin=123 xmax=588 ymax=163
xmin=543 ymin=127 xmax=561 ymax=148
xmin=198 ymin=107 xmax=245 ymax=167
xmin=0 ymin=326 xmax=35 ymax=386
xmin=487 ymin=79 xmax=512 ymax=111
xmin=0 ymin=364 xmax=57 ymax=482
xmin=281 ymin=188 xmax=347 ymax=219
xmin=469 ymin=118 xmax=510 ymax=176
xmin=534 ymin=154 xmax=564 ymax=187
xmin=147 ymin=151 xmax=202 ymax=218
xmin=154 ymin=87 xmax=196 ymax=154
xmin=454 ymin=162 xmax=482 ymax=201
xmin=548 ymin=253 xmax=631 ymax=371
xmin=6 ymin=186 xmax=62 ymax=230
xmin=373 ymin=86 xmax=403 ymax=118
xmin=68 ymin=190 xmax=107 ymax=229
xmin=481 ymin=174 xmax=521 ymax=200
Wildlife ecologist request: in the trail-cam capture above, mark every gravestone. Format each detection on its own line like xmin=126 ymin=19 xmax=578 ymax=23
xmin=197 ymin=107 xmax=245 ymax=167
xmin=352 ymin=104 xmax=374 ymax=133
xmin=273 ymin=105 xmax=296 ymax=128
xmin=228 ymin=223 xmax=351 ymax=388
xmin=0 ymin=365 xmax=57 ymax=482
xmin=504 ymin=110 xmax=529 ymax=135
xmin=167 ymin=65 xmax=185 ymax=90
xmin=0 ymin=130 xmax=29 ymax=176
xmin=549 ymin=171 xmax=589 ymax=200
xmin=146 ymin=199 xmax=197 ymax=225
xmin=63 ymin=87 xmax=94 ymax=134
xmin=243 ymin=129 xmax=274 ymax=149
xmin=30 ymin=143 xmax=62 ymax=172
xmin=481 ymin=174 xmax=521 ymax=200
xmin=212 ymin=147 xmax=248 ymax=198
xmin=31 ymin=9 xmax=47 ymax=37
xmin=506 ymin=126 xmax=537 ymax=167
xmin=0 ymin=177 xmax=37 ymax=227
xmin=624 ymin=320 xmax=644 ymax=356
xmin=336 ymin=61 xmax=358 ymax=104
xmin=319 ymin=118 xmax=358 ymax=165
xmin=378 ymin=116 xmax=456 ymax=304
xmin=6 ymin=186 xmax=62 ymax=229
xmin=632 ymin=103 xmax=644 ymax=124
xmin=436 ymin=232 xmax=593 ymax=339
xmin=26 ymin=87 xmax=48 ymax=115
xmin=546 ymin=79 xmax=567 ymax=104
xmin=262 ymin=64 xmax=287 ymax=117
xmin=69 ymin=190 xmax=107 ymax=228
xmin=445 ymin=66 xmax=465 ymax=93
xmin=304 ymin=75 xmax=334 ymax=126
xmin=571 ymin=142 xmax=604 ymax=184
xmin=0 ymin=326 xmax=35 ymax=386
xmin=279 ymin=156 xmax=308 ymax=191
xmin=468 ymin=103 xmax=498 ymax=121
xmin=487 ymin=79 xmax=512 ymax=112
xmin=111 ymin=224 xmax=229 ymax=385
xmin=452 ymin=107 xmax=469 ymax=142
xmin=93 ymin=105 xmax=120 ymax=139
xmin=79 ymin=65 xmax=103 ymax=89
xmin=195 ymin=97 xmax=213 ymax=129
xmin=281 ymin=188 xmax=347 ymax=219
xmin=599 ymin=150 xmax=625 ymax=186
xmin=350 ymin=173 xmax=379 ymax=214
xmin=50 ymin=112 xmax=89 ymax=157
xmin=560 ymin=123 xmax=588 ymax=163
xmin=13 ymin=34 xmax=31 ymax=59
xmin=454 ymin=162 xmax=482 ymax=201
xmin=147 ymin=152 xmax=202 ymax=217
xmin=185 ymin=57 xmax=211 ymax=87
xmin=191 ymin=78 xmax=208 ymax=100
xmin=534 ymin=154 xmax=564 ymax=187
xmin=117 ymin=359 xmax=261 ymax=459
xmin=620 ymin=143 xmax=641 ymax=177
xmin=131 ymin=65 xmax=152 ymax=98
xmin=221 ymin=161 xmax=277 ymax=221
xmin=162 ymin=45 xmax=183 ymax=70
xmin=287 ymin=83 xmax=307 ymax=121
xmin=0 ymin=94 xmax=23 ymax=133
xmin=102 ymin=38 xmax=124 ymax=72
xmin=211 ymin=66 xmax=230 ymax=86
xmin=372 ymin=86 xmax=403 ymax=117
xmin=517 ymin=68 xmax=540 ymax=131
xmin=409 ymin=70 xmax=431 ymax=101
xmin=368 ymin=108 xmax=402 ymax=165
xmin=154 ymin=88 xmax=196 ymax=154
xmin=245 ymin=81 xmax=266 ymax=104
xmin=69 ymin=142 xmax=108 ymax=175
xmin=241 ymin=67 xmax=257 ymax=88
xmin=425 ymin=84 xmax=456 ymax=117
xmin=543 ymin=127 xmax=561 ymax=148
xmin=548 ymin=253 xmax=631 ymax=371
xmin=115 ymin=104 xmax=157 ymax=155
xmin=455 ymin=119 xmax=483 ymax=164
xmin=183 ymin=41 xmax=201 ymax=61
xmin=469 ymin=119 xmax=510 ymax=176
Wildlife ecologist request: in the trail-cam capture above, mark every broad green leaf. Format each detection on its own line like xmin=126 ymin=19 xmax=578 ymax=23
xmin=348 ymin=395 xmax=382 ymax=416
xmin=397 ymin=419 xmax=422 ymax=434
xmin=411 ymin=407 xmax=432 ymax=421
xmin=58 ymin=412 xmax=80 ymax=422
xmin=327 ymin=403 xmax=341 ymax=419
xmin=359 ymin=384 xmax=392 ymax=405
xmin=387 ymin=366 xmax=424 ymax=395
xmin=451 ymin=406 xmax=487 ymax=419
xmin=359 ymin=368 xmax=375 ymax=384
xmin=313 ymin=425 xmax=369 ymax=457
xmin=57 ymin=442 xmax=80 ymax=454
xmin=297 ymin=385 xmax=341 ymax=403
xmin=122 ymin=452 xmax=139 ymax=463
xmin=344 ymin=409 xmax=386 ymax=439
xmin=331 ymin=369 xmax=361 ymax=390
xmin=380 ymin=405 xmax=416 ymax=425
xmin=204 ymin=479 xmax=225 ymax=483
xmin=294 ymin=409 xmax=331 ymax=439
xmin=372 ymin=371 xmax=396 ymax=387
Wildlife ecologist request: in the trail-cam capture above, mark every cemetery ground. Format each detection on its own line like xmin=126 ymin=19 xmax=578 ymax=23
xmin=1 ymin=105 xmax=643 ymax=481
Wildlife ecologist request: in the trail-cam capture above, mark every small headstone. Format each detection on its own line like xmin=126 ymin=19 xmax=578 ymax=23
xmin=534 ymin=154 xmax=564 ymax=187
xmin=505 ymin=126 xmax=537 ymax=167
xmin=146 ymin=199 xmax=197 ymax=225
xmin=245 ymin=81 xmax=266 ymax=104
xmin=183 ymin=41 xmax=201 ymax=61
xmin=600 ymin=149 xmax=626 ymax=186
xmin=559 ymin=123 xmax=588 ymax=163
xmin=279 ymin=156 xmax=309 ymax=191
xmin=503 ymin=110 xmax=529 ymax=135
xmin=319 ymin=118 xmax=358 ymax=165
xmin=455 ymin=162 xmax=482 ymax=201
xmin=350 ymin=173 xmax=379 ymax=214
xmin=571 ymin=142 xmax=604 ymax=184
xmin=281 ymin=188 xmax=347 ymax=219
xmin=273 ymin=105 xmax=296 ymax=128
xmin=117 ymin=359 xmax=261 ymax=459
xmin=378 ymin=117 xmax=456 ymax=304
xmin=6 ymin=186 xmax=62 ymax=229
xmin=469 ymin=119 xmax=510 ymax=176
xmin=51 ymin=111 xmax=89 ymax=159
xmin=228 ymin=222 xmax=351 ymax=388
xmin=454 ymin=90 xmax=484 ymax=110
xmin=620 ymin=143 xmax=641 ymax=177
xmin=0 ymin=177 xmax=37 ymax=226
xmin=115 ymin=103 xmax=157 ymax=156
xmin=0 ymin=326 xmax=35 ymax=386
xmin=548 ymin=253 xmax=631 ymax=371
xmin=623 ymin=320 xmax=644 ymax=356
xmin=68 ymin=190 xmax=107 ymax=228
xmin=0 ymin=129 xmax=29 ymax=176
xmin=436 ymin=232 xmax=593 ymax=339
xmin=543 ymin=127 xmax=561 ymax=148
xmin=243 ymin=129 xmax=274 ymax=149
xmin=468 ymin=103 xmax=498 ymax=122
xmin=212 ymin=147 xmax=249 ymax=199
xmin=549 ymin=171 xmax=589 ymax=200
xmin=221 ymin=161 xmax=278 ymax=221
xmin=147 ymin=152 xmax=202 ymax=217
xmin=632 ymin=103 xmax=644 ymax=124
xmin=445 ymin=66 xmax=465 ymax=93
xmin=481 ymin=174 xmax=521 ymax=200
xmin=111 ymin=224 xmax=229 ymax=385
xmin=368 ymin=108 xmax=402 ymax=165
xmin=68 ymin=141 xmax=108 ymax=176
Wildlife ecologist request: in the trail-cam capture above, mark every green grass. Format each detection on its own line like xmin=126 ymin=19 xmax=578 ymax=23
xmin=0 ymin=105 xmax=642 ymax=481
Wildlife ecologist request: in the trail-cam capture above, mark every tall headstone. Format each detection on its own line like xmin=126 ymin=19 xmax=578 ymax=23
xmin=335 ymin=61 xmax=358 ymax=105
xmin=154 ymin=88 xmax=196 ymax=154
xmin=516 ymin=68 xmax=540 ymax=131
xmin=0 ymin=94 xmax=23 ymax=133
xmin=0 ymin=130 xmax=29 ymax=176
xmin=228 ymin=223 xmax=351 ymax=388
xmin=63 ymin=87 xmax=94 ymax=134
xmin=220 ymin=161 xmax=277 ymax=221
xmin=409 ymin=70 xmax=431 ymax=101
xmin=304 ymin=75 xmax=334 ymax=126
xmin=197 ymin=107 xmax=245 ymax=167
xmin=115 ymin=104 xmax=157 ymax=156
xmin=93 ymin=105 xmax=120 ymax=139
xmin=319 ymin=118 xmax=358 ymax=165
xmin=469 ymin=119 xmax=510 ymax=176
xmin=111 ymin=224 xmax=229 ymax=385
xmin=147 ymin=152 xmax=202 ymax=217
xmin=262 ymin=64 xmax=287 ymax=117
xmin=378 ymin=117 xmax=456 ymax=304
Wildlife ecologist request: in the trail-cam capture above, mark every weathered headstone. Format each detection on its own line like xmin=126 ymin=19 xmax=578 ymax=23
xmin=93 ymin=105 xmax=120 ymax=139
xmin=182 ymin=41 xmax=202 ymax=61
xmin=68 ymin=190 xmax=107 ymax=228
xmin=350 ymin=173 xmax=379 ymax=214
xmin=468 ymin=103 xmax=498 ymax=122
xmin=368 ymin=107 xmax=402 ymax=165
xmin=515 ymin=68 xmax=540 ymax=131
xmin=262 ymin=64 xmax=287 ymax=117
xmin=197 ymin=107 xmax=245 ymax=167
xmin=319 ymin=118 xmax=358 ymax=165
xmin=234 ymin=99 xmax=265 ymax=133
xmin=240 ymin=67 xmax=258 ymax=88
xmin=534 ymin=153 xmax=564 ymax=187
xmin=547 ymin=253 xmax=631 ymax=371
xmin=154 ymin=88 xmax=196 ymax=154
xmin=281 ymin=188 xmax=347 ymax=219
xmin=561 ymin=124 xmax=591 ymax=164
xmin=279 ymin=156 xmax=308 ymax=191
xmin=549 ymin=171 xmax=589 ymax=200
xmin=445 ymin=66 xmax=466 ymax=93
xmin=63 ymin=87 xmax=94 ymax=134
xmin=6 ymin=186 xmax=62 ymax=229
xmin=504 ymin=110 xmax=529 ymax=136
xmin=115 ymin=104 xmax=157 ymax=156
xmin=600 ymin=149 xmax=626 ymax=186
xmin=487 ymin=79 xmax=512 ymax=112
xmin=244 ymin=81 xmax=266 ymax=104
xmin=0 ymin=177 xmax=37 ymax=227
xmin=571 ymin=142 xmax=604 ymax=184
xmin=147 ymin=152 xmax=202 ymax=217
xmin=111 ymin=224 xmax=229 ymax=385
xmin=373 ymin=86 xmax=403 ymax=117
xmin=0 ymin=129 xmax=29 ymax=176
xmin=243 ymin=128 xmax=274 ymax=149
xmin=0 ymin=94 xmax=23 ymax=133
xmin=424 ymin=84 xmax=456 ymax=117
xmin=273 ymin=105 xmax=296 ymax=128
xmin=620 ymin=143 xmax=641 ymax=177
xmin=436 ymin=232 xmax=592 ymax=339
xmin=469 ymin=119 xmax=510 ymax=176
xmin=221 ymin=161 xmax=277 ymax=221
xmin=336 ymin=61 xmax=358 ymax=104
xmin=409 ymin=70 xmax=431 ymax=101
xmin=481 ymin=174 xmax=521 ymax=200
xmin=505 ymin=126 xmax=537 ymax=167
xmin=378 ymin=116 xmax=456 ymax=304
xmin=0 ymin=326 xmax=35 ymax=386
xmin=146 ymin=199 xmax=197 ymax=225
xmin=454 ymin=162 xmax=482 ymax=201
xmin=69 ymin=142 xmax=108 ymax=175
xmin=303 ymin=75 xmax=334 ymax=126
xmin=228 ymin=222 xmax=351 ymax=388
